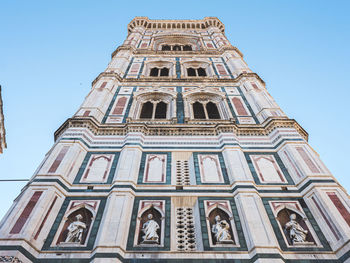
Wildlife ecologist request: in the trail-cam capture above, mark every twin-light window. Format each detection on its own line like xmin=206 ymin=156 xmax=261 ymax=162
xmin=161 ymin=44 xmax=192 ymax=51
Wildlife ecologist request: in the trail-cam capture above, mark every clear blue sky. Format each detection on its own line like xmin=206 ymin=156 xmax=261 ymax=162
xmin=0 ymin=0 xmax=349 ymax=218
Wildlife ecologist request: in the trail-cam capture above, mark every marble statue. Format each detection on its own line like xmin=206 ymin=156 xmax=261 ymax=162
xmin=285 ymin=213 xmax=308 ymax=244
xmin=142 ymin=214 xmax=159 ymax=243
xmin=65 ymin=214 xmax=86 ymax=243
xmin=211 ymin=215 xmax=232 ymax=243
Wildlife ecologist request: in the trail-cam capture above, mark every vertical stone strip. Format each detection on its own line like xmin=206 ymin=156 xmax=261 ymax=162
xmin=48 ymin=146 xmax=69 ymax=173
xmin=220 ymin=57 xmax=234 ymax=79
xmin=10 ymin=191 xmax=43 ymax=234
xmin=176 ymin=86 xmax=184 ymax=123
xmin=34 ymin=196 xmax=58 ymax=240
xmin=123 ymin=57 xmax=134 ymax=78
xmin=311 ymin=196 xmax=340 ymax=240
xmin=175 ymin=57 xmax=181 ymax=78
xmin=296 ymin=147 xmax=320 ymax=173
xmin=327 ymin=192 xmax=350 ymax=227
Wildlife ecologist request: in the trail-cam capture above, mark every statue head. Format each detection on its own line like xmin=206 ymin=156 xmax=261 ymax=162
xmin=147 ymin=214 xmax=153 ymax=220
xmin=215 ymin=215 xmax=221 ymax=222
xmin=290 ymin=213 xmax=297 ymax=221
xmin=75 ymin=214 xmax=83 ymax=221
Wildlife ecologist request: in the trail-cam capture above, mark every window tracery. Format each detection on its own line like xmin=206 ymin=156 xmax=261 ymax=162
xmin=128 ymin=90 xmax=177 ymax=122
xmin=161 ymin=44 xmax=193 ymax=51
xmin=140 ymin=101 xmax=168 ymax=119
xmin=144 ymin=60 xmax=174 ymax=78
xmin=186 ymin=67 xmax=207 ymax=77
xmin=150 ymin=67 xmax=169 ymax=77
xmin=183 ymin=89 xmax=232 ymax=121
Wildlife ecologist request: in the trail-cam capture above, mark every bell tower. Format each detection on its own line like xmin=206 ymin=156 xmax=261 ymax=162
xmin=0 ymin=17 xmax=350 ymax=263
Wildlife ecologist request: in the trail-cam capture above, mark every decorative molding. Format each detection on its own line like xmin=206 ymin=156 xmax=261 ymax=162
xmin=127 ymin=17 xmax=225 ymax=34
xmin=54 ymin=117 xmax=308 ymax=142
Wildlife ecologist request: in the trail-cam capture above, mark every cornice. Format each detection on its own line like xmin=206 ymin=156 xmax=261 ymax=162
xmin=127 ymin=17 xmax=225 ymax=34
xmin=54 ymin=117 xmax=308 ymax=142
xmin=111 ymin=45 xmax=244 ymax=59
xmin=91 ymin=72 xmax=265 ymax=87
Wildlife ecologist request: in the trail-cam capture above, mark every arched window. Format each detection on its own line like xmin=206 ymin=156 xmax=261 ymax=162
xmin=173 ymin=45 xmax=181 ymax=51
xmin=187 ymin=67 xmax=207 ymax=77
xmin=155 ymin=102 xmax=167 ymax=119
xmin=193 ymin=102 xmax=206 ymax=119
xmin=150 ymin=68 xmax=159 ymax=77
xmin=206 ymin=102 xmax=220 ymax=119
xmin=150 ymin=67 xmax=169 ymax=77
xmin=140 ymin=101 xmax=168 ymax=119
xmin=183 ymin=45 xmax=192 ymax=51
xmin=140 ymin=102 xmax=153 ymax=119
xmin=187 ymin=67 xmax=196 ymax=76
xmin=197 ymin=67 xmax=207 ymax=76
xmin=192 ymin=102 xmax=221 ymax=120
xmin=162 ymin=45 xmax=171 ymax=51
xmin=160 ymin=67 xmax=169 ymax=76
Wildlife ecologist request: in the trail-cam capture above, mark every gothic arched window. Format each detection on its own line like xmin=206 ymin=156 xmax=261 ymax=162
xmin=173 ymin=45 xmax=181 ymax=51
xmin=206 ymin=102 xmax=220 ymax=119
xmin=183 ymin=45 xmax=192 ymax=51
xmin=160 ymin=67 xmax=169 ymax=76
xmin=193 ymin=102 xmax=206 ymax=119
xmin=187 ymin=67 xmax=207 ymax=77
xmin=187 ymin=68 xmax=196 ymax=76
xmin=193 ymin=102 xmax=221 ymax=120
xmin=155 ymin=101 xmax=167 ymax=119
xmin=161 ymin=45 xmax=171 ymax=51
xmin=150 ymin=67 xmax=169 ymax=77
xmin=140 ymin=101 xmax=168 ymax=119
xmin=197 ymin=67 xmax=207 ymax=76
xmin=140 ymin=102 xmax=153 ymax=119
xmin=150 ymin=68 xmax=159 ymax=77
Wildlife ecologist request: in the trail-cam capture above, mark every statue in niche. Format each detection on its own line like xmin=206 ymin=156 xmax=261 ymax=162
xmin=141 ymin=214 xmax=160 ymax=243
xmin=285 ymin=213 xmax=308 ymax=244
xmin=65 ymin=214 xmax=86 ymax=243
xmin=211 ymin=215 xmax=233 ymax=243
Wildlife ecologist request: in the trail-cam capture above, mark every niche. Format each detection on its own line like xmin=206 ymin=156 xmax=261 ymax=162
xmin=57 ymin=207 xmax=93 ymax=245
xmin=137 ymin=207 xmax=162 ymax=245
xmin=277 ymin=208 xmax=315 ymax=246
xmin=208 ymin=208 xmax=234 ymax=245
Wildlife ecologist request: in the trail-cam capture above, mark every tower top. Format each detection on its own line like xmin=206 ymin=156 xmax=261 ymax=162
xmin=127 ymin=17 xmax=225 ymax=34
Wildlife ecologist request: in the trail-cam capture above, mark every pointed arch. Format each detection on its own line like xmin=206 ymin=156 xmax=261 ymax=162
xmin=140 ymin=101 xmax=153 ymax=119
xmin=57 ymin=207 xmax=93 ymax=245
xmin=137 ymin=206 xmax=162 ymax=245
